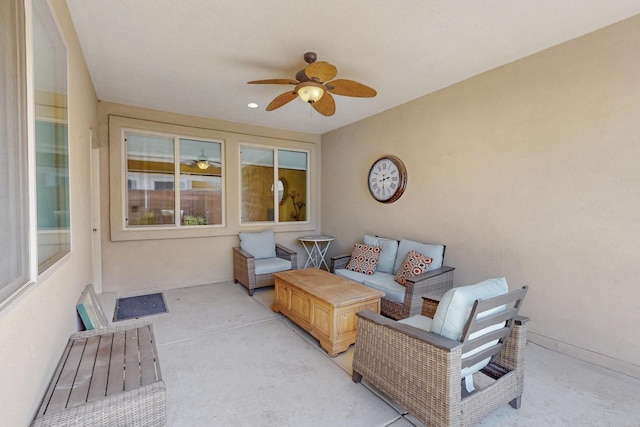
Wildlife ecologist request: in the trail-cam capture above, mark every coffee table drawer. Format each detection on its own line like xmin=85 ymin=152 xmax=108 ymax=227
xmin=290 ymin=287 xmax=311 ymax=323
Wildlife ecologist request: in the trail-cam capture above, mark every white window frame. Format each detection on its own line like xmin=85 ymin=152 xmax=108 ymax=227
xmin=239 ymin=143 xmax=311 ymax=225
xmin=109 ymin=116 xmax=319 ymax=241
xmin=121 ymin=128 xmax=226 ymax=232
xmin=109 ymin=116 xmax=230 ymax=241
xmin=1 ymin=0 xmax=71 ymax=312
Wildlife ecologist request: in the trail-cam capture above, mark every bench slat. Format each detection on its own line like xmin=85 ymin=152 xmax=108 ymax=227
xmin=106 ymin=331 xmax=126 ymax=395
xmin=87 ymin=334 xmax=113 ymax=402
xmin=67 ymin=336 xmax=100 ymax=408
xmin=138 ymin=325 xmax=158 ymax=386
xmin=36 ymin=338 xmax=74 ymax=417
xmin=46 ymin=339 xmax=86 ymax=413
xmin=34 ymin=323 xmax=166 ymax=426
xmin=125 ymin=328 xmax=141 ymax=391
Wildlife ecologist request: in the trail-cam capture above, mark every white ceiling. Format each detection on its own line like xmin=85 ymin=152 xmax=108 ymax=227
xmin=66 ymin=0 xmax=640 ymax=135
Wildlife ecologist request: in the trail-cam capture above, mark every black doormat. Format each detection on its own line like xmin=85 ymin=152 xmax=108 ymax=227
xmin=114 ymin=292 xmax=168 ymax=322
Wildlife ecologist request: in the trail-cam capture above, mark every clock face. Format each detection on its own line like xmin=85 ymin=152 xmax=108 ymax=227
xmin=368 ymin=155 xmax=407 ymax=203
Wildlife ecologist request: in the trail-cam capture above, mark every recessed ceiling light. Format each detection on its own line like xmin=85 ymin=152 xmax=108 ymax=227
xmin=248 ymin=103 xmax=258 ymax=109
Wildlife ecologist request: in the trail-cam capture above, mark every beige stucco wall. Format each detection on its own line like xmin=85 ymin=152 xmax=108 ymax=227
xmin=322 ymin=15 xmax=640 ymax=377
xmin=3 ymin=5 xmax=637 ymax=425
xmin=0 ymin=1 xmax=99 ymax=425
xmin=97 ymin=102 xmax=321 ymax=294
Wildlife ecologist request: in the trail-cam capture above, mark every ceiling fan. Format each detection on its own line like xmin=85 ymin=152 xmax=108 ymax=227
xmin=248 ymin=52 xmax=377 ymax=117
xmin=182 ymin=150 xmax=220 ymax=170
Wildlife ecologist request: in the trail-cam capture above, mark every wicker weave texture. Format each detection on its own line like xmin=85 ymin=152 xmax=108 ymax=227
xmin=32 ymin=382 xmax=166 ymax=427
xmin=233 ymin=243 xmax=298 ymax=295
xmin=460 ymin=320 xmax=528 ymax=426
xmin=353 ymin=312 xmax=462 ymax=425
xmin=352 ymin=311 xmax=528 ymax=427
xmin=382 ymin=267 xmax=454 ymax=320
xmin=32 ymin=323 xmax=165 ymax=427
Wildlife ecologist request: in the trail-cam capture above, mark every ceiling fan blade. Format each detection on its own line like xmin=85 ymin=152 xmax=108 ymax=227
xmin=305 ymin=61 xmax=337 ymax=82
xmin=312 ymin=92 xmax=336 ymax=116
xmin=327 ymin=79 xmax=377 ymax=97
xmin=248 ymin=79 xmax=298 ymax=85
xmin=266 ymin=91 xmax=298 ymax=111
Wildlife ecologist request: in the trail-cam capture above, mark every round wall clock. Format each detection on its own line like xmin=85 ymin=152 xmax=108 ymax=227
xmin=367 ymin=155 xmax=407 ymax=203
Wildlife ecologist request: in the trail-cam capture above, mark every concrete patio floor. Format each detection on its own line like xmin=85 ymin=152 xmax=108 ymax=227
xmin=100 ymin=281 xmax=640 ymax=426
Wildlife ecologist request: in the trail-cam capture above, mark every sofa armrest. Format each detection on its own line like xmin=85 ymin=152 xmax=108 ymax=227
xmin=404 ymin=265 xmax=455 ymax=296
xmin=407 ymin=266 xmax=455 ymax=295
xmin=276 ymin=244 xmax=298 ymax=269
xmin=329 ymin=253 xmax=351 ymax=272
xmin=352 ymin=310 xmax=463 ymax=426
xmin=409 ymin=265 xmax=455 ymax=283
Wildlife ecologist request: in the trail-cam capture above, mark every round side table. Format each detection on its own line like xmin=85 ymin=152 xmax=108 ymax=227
xmin=298 ymin=235 xmax=335 ymax=270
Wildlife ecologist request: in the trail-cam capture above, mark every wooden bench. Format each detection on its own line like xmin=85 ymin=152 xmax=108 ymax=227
xmin=32 ymin=323 xmax=166 ymax=426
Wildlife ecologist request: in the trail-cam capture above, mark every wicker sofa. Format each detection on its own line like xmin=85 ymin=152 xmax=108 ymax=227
xmin=330 ymin=235 xmax=455 ymax=319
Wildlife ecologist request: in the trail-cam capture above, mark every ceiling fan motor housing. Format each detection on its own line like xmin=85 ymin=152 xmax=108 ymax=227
xmin=303 ymin=51 xmax=317 ymax=64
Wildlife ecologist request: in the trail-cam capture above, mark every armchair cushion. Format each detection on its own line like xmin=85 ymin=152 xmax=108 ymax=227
xmin=399 ymin=277 xmax=511 ymax=392
xmin=393 ymin=239 xmax=444 ymax=273
xmin=364 ymin=235 xmax=398 ymax=274
xmin=397 ymin=312 xmax=433 ymax=331
xmin=345 ymin=243 xmax=381 ymax=275
xmin=254 ymin=257 xmax=292 ymax=275
xmin=239 ymin=230 xmax=276 ymax=259
xmin=395 ymin=250 xmax=432 ymax=286
xmin=432 ymin=277 xmax=508 ymax=341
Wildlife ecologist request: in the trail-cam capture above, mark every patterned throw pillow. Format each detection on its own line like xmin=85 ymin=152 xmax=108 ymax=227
xmin=346 ymin=243 xmax=381 ymax=275
xmin=395 ymin=250 xmax=433 ymax=286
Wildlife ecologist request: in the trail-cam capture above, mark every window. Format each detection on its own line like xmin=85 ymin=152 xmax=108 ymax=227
xmin=0 ymin=0 xmax=29 ymax=303
xmin=34 ymin=0 xmax=69 ymax=273
xmin=240 ymin=146 xmax=308 ymax=224
xmin=36 ymin=120 xmax=70 ymax=272
xmin=1 ymin=0 xmax=69 ymax=307
xmin=125 ymin=131 xmax=223 ymax=228
xmin=110 ymin=116 xmax=316 ymax=240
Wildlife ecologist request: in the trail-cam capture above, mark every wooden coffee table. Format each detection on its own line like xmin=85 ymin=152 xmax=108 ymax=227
xmin=272 ymin=268 xmax=384 ymax=357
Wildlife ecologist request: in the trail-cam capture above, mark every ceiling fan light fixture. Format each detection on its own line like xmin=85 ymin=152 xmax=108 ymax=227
xmin=196 ymin=159 xmax=209 ymax=170
xmin=296 ymin=81 xmax=325 ymax=104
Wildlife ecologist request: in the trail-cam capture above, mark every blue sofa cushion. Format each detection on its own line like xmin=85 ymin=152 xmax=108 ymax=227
xmin=334 ymin=268 xmax=370 ymax=284
xmin=334 ymin=269 xmax=406 ymax=304
xmin=364 ymin=235 xmax=398 ymax=274
xmin=362 ymin=275 xmax=406 ymax=304
xmin=393 ymin=239 xmax=444 ymax=273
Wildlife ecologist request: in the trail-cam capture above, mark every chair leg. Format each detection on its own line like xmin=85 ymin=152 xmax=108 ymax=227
xmin=248 ymin=288 xmax=254 ymax=296
xmin=352 ymin=371 xmax=363 ymax=383
xmin=509 ymin=395 xmax=522 ymax=409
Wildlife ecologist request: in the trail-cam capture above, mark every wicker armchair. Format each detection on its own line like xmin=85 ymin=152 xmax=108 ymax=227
xmin=233 ymin=232 xmax=297 ymax=296
xmin=352 ymin=281 xmax=529 ymax=427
